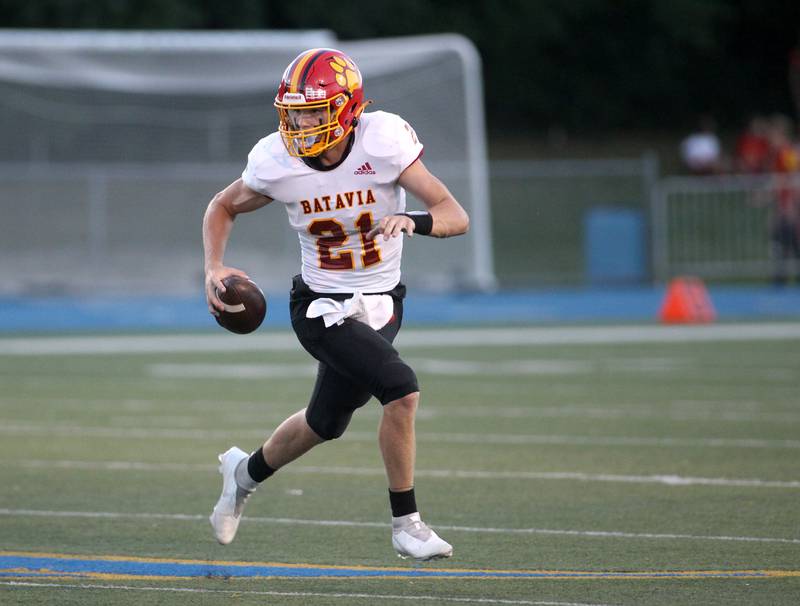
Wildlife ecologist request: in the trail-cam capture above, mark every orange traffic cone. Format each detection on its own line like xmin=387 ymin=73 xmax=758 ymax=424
xmin=658 ymin=277 xmax=716 ymax=324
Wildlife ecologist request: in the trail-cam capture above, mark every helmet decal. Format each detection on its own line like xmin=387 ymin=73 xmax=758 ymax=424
xmin=329 ymin=55 xmax=361 ymax=92
xmin=304 ymin=87 xmax=326 ymax=100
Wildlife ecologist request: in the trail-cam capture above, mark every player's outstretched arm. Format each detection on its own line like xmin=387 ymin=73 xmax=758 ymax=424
xmin=203 ymin=178 xmax=272 ymax=315
xmin=397 ymin=159 xmax=469 ymax=238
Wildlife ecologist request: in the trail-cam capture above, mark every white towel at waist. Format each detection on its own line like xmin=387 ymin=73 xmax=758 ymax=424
xmin=306 ymin=291 xmax=394 ymax=330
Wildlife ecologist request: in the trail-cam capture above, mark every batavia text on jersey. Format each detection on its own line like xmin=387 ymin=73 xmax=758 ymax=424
xmin=300 ymin=189 xmax=376 ymax=215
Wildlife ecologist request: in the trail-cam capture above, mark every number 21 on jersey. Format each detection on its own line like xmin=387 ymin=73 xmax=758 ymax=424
xmin=308 ymin=212 xmax=381 ymax=270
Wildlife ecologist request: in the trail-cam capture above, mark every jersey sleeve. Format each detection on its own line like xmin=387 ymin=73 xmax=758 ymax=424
xmin=393 ymin=117 xmax=424 ymax=174
xmin=241 ymin=138 xmax=271 ymax=196
xmin=362 ymin=111 xmax=424 ymax=180
xmin=241 ymin=133 xmax=287 ymax=198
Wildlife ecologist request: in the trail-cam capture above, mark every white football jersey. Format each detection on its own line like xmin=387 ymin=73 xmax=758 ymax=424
xmin=242 ymin=111 xmax=423 ymax=294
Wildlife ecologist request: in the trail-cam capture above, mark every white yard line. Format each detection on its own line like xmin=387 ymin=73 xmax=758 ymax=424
xmin=433 ymin=405 xmax=800 ymax=424
xmin=4 ymin=397 xmax=799 ymax=423
xmin=148 ymin=363 xmax=318 ymax=378
xmin=147 ymin=359 xmax=595 ymax=378
xmin=0 ymin=581 xmax=606 ymax=606
xmin=8 ymin=460 xmax=800 ymax=489
xmin=0 ymin=508 xmax=797 ymax=545
xmin=144 ymin=357 xmax=684 ymax=378
xmin=1 ymin=422 xmax=798 ymax=449
xmin=1 ymin=322 xmax=799 ymax=355
xmin=410 ymin=358 xmax=594 ymax=375
xmin=146 ymin=357 xmax=680 ymax=379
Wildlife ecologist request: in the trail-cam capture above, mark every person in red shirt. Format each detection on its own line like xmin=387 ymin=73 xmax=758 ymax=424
xmin=736 ymin=116 xmax=770 ymax=173
xmin=766 ymin=114 xmax=800 ymax=285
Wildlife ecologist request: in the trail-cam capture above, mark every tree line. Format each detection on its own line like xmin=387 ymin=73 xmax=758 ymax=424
xmin=2 ymin=0 xmax=798 ymax=133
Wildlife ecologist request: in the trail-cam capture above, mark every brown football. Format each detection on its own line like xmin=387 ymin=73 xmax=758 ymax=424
xmin=214 ymin=275 xmax=267 ymax=334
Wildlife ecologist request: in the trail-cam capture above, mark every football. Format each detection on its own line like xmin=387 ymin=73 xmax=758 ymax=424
xmin=214 ymin=275 xmax=267 ymax=334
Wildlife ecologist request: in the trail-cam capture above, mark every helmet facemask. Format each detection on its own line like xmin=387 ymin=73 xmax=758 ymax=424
xmin=275 ymin=93 xmax=350 ymax=157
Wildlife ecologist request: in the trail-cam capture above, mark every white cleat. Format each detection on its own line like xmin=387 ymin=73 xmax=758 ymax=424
xmin=391 ymin=513 xmax=453 ymax=561
xmin=209 ymin=446 xmax=252 ymax=545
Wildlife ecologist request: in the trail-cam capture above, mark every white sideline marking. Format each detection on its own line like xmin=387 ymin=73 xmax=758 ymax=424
xmin=149 ymin=362 xmax=317 ymax=379
xmin=437 ymin=405 xmax=800 ymax=424
xmin=1 ymin=508 xmax=798 ymax=546
xmin=10 ymin=460 xmax=800 ymax=489
xmin=411 ymin=358 xmax=593 ymax=375
xmin=2 ymin=322 xmax=800 ymax=355
xmin=0 ymin=582 xmax=607 ymax=606
xmin=147 ymin=359 xmax=594 ymax=379
xmin=2 ymin=423 xmax=798 ymax=449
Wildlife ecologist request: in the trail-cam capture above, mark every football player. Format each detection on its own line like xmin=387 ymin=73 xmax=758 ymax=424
xmin=203 ymin=48 xmax=469 ymax=560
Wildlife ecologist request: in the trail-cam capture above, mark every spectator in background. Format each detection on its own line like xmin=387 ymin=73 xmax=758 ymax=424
xmin=680 ymin=114 xmax=724 ymax=174
xmin=735 ymin=115 xmax=770 ymax=173
xmin=768 ymin=114 xmax=800 ymax=172
xmin=766 ymin=114 xmax=800 ymax=285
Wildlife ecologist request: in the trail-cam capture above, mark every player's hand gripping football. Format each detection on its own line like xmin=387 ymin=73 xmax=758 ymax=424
xmin=367 ymin=214 xmax=416 ymax=241
xmin=205 ymin=266 xmax=250 ymax=316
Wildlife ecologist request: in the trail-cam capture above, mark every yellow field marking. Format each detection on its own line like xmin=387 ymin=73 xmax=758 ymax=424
xmin=2 ymin=551 xmax=799 ymax=580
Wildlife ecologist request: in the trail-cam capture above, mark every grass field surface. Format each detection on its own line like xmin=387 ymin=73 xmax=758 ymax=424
xmin=1 ymin=323 xmax=798 ymax=605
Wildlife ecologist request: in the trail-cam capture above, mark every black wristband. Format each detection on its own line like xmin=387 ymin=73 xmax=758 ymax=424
xmin=398 ymin=211 xmax=433 ymax=236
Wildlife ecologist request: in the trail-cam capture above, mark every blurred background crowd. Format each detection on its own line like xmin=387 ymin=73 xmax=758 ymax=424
xmin=681 ymin=112 xmax=798 ymax=176
xmin=678 ymin=36 xmax=800 ymax=286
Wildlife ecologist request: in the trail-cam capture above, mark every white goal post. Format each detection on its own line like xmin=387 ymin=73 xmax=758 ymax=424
xmin=0 ymin=30 xmax=495 ymax=295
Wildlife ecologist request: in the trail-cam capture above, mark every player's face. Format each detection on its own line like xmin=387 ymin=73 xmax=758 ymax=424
xmin=285 ymin=106 xmax=331 ymax=153
xmin=275 ymin=95 xmax=345 ymax=157
xmin=287 ymin=107 xmax=328 ymax=131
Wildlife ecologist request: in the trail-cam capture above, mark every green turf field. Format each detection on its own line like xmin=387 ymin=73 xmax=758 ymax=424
xmin=1 ymin=325 xmax=799 ymax=605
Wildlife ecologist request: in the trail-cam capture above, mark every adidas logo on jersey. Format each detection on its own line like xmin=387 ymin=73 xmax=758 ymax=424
xmin=354 ymin=162 xmax=376 ymax=175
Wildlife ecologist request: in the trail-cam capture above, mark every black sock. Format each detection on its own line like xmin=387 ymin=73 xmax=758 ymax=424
xmin=247 ymin=448 xmax=276 ymax=483
xmin=389 ymin=488 xmax=417 ymax=517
